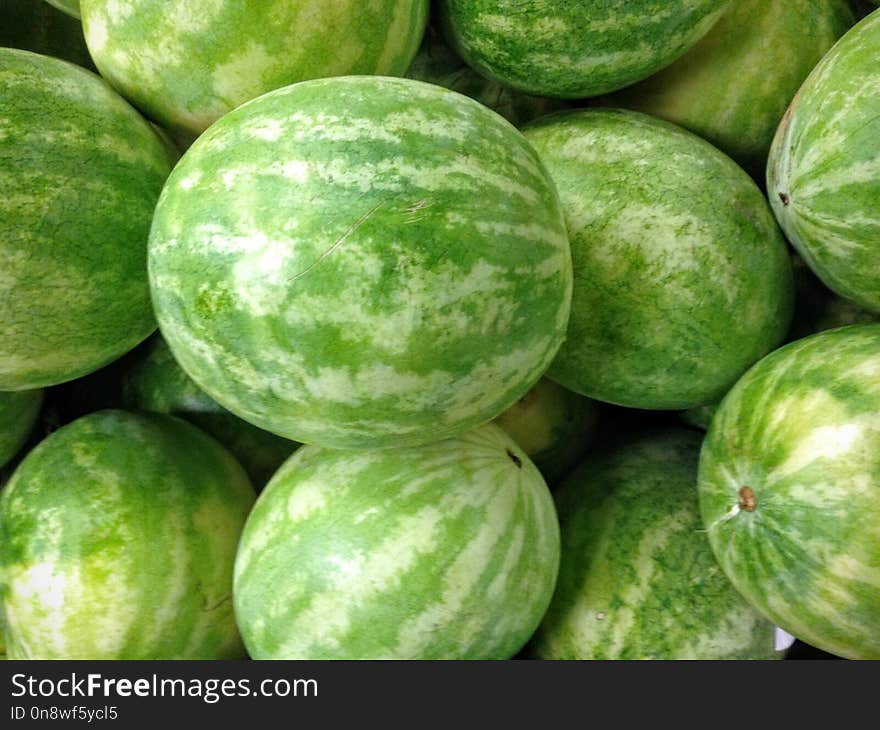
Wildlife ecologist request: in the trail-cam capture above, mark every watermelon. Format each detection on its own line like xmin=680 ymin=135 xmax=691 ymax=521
xmin=406 ymin=26 xmax=566 ymax=126
xmin=698 ymin=324 xmax=880 ymax=659
xmin=45 ymin=1 xmax=80 ymax=19
xmin=123 ymin=336 xmax=298 ymax=486
xmin=233 ymin=423 xmax=559 ymax=659
xmin=436 ymin=0 xmax=729 ymax=99
xmin=523 ymin=109 xmax=793 ymax=410
xmin=533 ymin=429 xmax=779 ymax=660
xmin=0 ymin=49 xmax=173 ymax=391
xmin=607 ymin=0 xmax=854 ymax=176
xmin=768 ymin=10 xmax=880 ymax=313
xmin=1 ymin=0 xmax=92 ymax=68
xmin=81 ymin=0 xmax=430 ymax=135
xmin=0 ymin=410 xmax=256 ymax=659
xmin=0 ymin=391 xmax=43 ymax=469
xmin=149 ymin=76 xmax=572 ymax=450
xmin=493 ymin=378 xmax=598 ymax=484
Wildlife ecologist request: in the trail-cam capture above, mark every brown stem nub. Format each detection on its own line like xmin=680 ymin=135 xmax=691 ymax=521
xmin=506 ymin=449 xmax=523 ymax=469
xmin=779 ymin=192 xmax=790 ymax=206
xmin=738 ymin=486 xmax=757 ymax=512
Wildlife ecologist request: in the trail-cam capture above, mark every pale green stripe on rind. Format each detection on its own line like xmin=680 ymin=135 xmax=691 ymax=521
xmin=0 ymin=410 xmax=256 ymax=659
xmin=607 ymin=0 xmax=854 ymax=175
xmin=233 ymin=423 xmax=560 ymax=659
xmin=149 ymin=76 xmax=572 ymax=449
xmin=698 ymin=324 xmax=880 ymax=659
xmin=524 ymin=109 xmax=793 ymax=410
xmin=768 ymin=10 xmax=880 ymax=312
xmin=437 ymin=0 xmax=729 ymax=98
xmin=0 ymin=49 xmax=173 ymax=391
xmin=535 ymin=429 xmax=778 ymax=660
xmin=81 ymin=0 xmax=430 ymax=134
xmin=0 ymin=390 xmax=43 ymax=469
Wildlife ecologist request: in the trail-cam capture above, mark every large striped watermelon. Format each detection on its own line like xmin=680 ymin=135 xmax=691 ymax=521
xmin=768 ymin=10 xmax=880 ymax=313
xmin=698 ymin=324 xmax=880 ymax=659
xmin=406 ymin=26 xmax=565 ymax=126
xmin=233 ymin=423 xmax=559 ymax=659
xmin=2 ymin=0 xmax=92 ymax=68
xmin=0 ymin=410 xmax=256 ymax=659
xmin=123 ymin=336 xmax=298 ymax=486
xmin=0 ymin=391 xmax=43 ymax=469
xmin=533 ymin=429 xmax=779 ymax=660
xmin=0 ymin=49 xmax=173 ymax=391
xmin=607 ymin=0 xmax=854 ymax=176
xmin=523 ymin=109 xmax=793 ymax=410
xmin=149 ymin=76 xmax=572 ymax=450
xmin=437 ymin=0 xmax=729 ymax=98
xmin=493 ymin=378 xmax=598 ymax=484
xmin=81 ymin=0 xmax=430 ymax=134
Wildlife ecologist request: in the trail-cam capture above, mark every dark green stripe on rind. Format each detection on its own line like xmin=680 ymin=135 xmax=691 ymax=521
xmin=524 ymin=109 xmax=793 ymax=410
xmin=0 ymin=390 xmax=43 ymax=469
xmin=534 ymin=429 xmax=778 ymax=660
xmin=0 ymin=49 xmax=173 ymax=391
xmin=437 ymin=0 xmax=729 ymax=98
xmin=0 ymin=410 xmax=256 ymax=659
xmin=82 ymin=0 xmax=430 ymax=134
xmin=122 ymin=336 xmax=298 ymax=487
xmin=607 ymin=0 xmax=854 ymax=176
xmin=768 ymin=10 xmax=880 ymax=313
xmin=405 ymin=25 xmax=567 ymax=126
xmin=233 ymin=424 xmax=560 ymax=659
xmin=149 ymin=76 xmax=572 ymax=449
xmin=698 ymin=324 xmax=880 ymax=659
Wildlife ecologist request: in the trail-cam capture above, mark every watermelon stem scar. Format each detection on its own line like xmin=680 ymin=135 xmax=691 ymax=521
xmin=778 ymin=192 xmax=790 ymax=206
xmin=738 ymin=486 xmax=757 ymax=512
xmin=506 ymin=449 xmax=523 ymax=468
xmin=706 ymin=485 xmax=758 ymax=531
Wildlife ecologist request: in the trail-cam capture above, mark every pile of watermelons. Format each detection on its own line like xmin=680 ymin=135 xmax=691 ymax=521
xmin=0 ymin=0 xmax=878 ymax=661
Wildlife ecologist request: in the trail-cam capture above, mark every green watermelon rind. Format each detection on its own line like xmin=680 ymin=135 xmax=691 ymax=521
xmin=606 ymin=0 xmax=854 ymax=176
xmin=436 ymin=0 xmax=730 ymax=98
xmin=148 ymin=75 xmax=572 ymax=450
xmin=698 ymin=324 xmax=880 ymax=660
xmin=0 ymin=49 xmax=173 ymax=391
xmin=768 ymin=10 xmax=880 ymax=313
xmin=81 ymin=0 xmax=430 ymax=134
xmin=233 ymin=423 xmax=560 ymax=659
xmin=523 ymin=108 xmax=794 ymax=410
xmin=534 ymin=429 xmax=780 ymax=660
xmin=0 ymin=410 xmax=256 ymax=659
